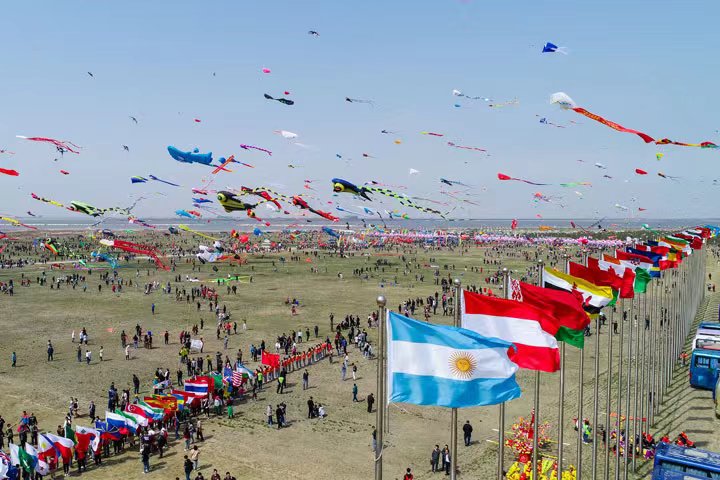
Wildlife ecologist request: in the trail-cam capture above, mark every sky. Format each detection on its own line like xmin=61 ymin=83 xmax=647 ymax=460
xmin=1 ymin=0 xmax=720 ymax=222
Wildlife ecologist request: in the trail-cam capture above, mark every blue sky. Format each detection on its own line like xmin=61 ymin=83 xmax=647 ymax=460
xmin=1 ymin=0 xmax=719 ymax=221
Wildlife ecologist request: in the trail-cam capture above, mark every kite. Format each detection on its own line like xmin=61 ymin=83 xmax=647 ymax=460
xmin=0 ymin=168 xmax=19 ymax=177
xmin=122 ymin=145 xmax=130 ymax=152
xmin=99 ymin=238 xmax=168 ymax=270
xmin=274 ymin=130 xmax=298 ymax=139
xmin=594 ymin=162 xmax=607 ymax=169
xmin=614 ymin=204 xmax=628 ymax=211
xmin=488 ymin=99 xmax=519 ymax=108
xmin=362 ymin=153 xmax=375 ymax=158
xmin=497 ymin=173 xmax=550 ymax=186
xmin=31 ymin=193 xmax=131 ymax=216
xmin=332 ymin=178 xmax=372 ymax=200
xmin=240 ymin=187 xmax=286 ymax=211
xmin=0 ymin=149 xmax=15 ymax=155
xmin=447 ymin=142 xmax=486 ymax=152
xmin=0 ymin=216 xmax=37 ymax=230
xmin=542 ymin=42 xmax=568 ymax=54
xmin=291 ymin=196 xmax=339 ymax=221
xmin=168 ymin=146 xmax=213 ymax=165
xmin=511 ymin=219 xmax=518 ymax=230
xmin=148 ymin=175 xmax=181 ymax=186
xmin=345 ymin=97 xmax=374 ymax=106
xmin=363 ymin=186 xmax=445 ymax=216
xmin=175 ymin=210 xmax=193 ymax=218
xmin=211 ymin=155 xmax=236 ymax=174
xmin=409 ymin=168 xmax=420 ymax=175
xmin=635 ymin=168 xmax=648 ymax=175
xmin=551 ymin=92 xmax=655 ymax=143
xmin=178 ymin=225 xmax=219 ymax=241
xmin=43 ymin=238 xmax=61 ymax=255
xmin=26 ymin=211 xmax=36 ymax=217
xmin=240 ymin=144 xmax=272 ymax=156
xmin=638 ymin=208 xmax=648 ymax=212
xmin=128 ymin=216 xmax=156 ymax=229
xmin=656 ymin=153 xmax=664 ymax=161
xmin=192 ymin=198 xmax=212 ymax=204
xmin=452 ymin=89 xmax=491 ymax=101
xmin=16 ymin=136 xmax=81 ymax=154
xmin=216 ymin=191 xmax=267 ymax=222
xmin=381 ymin=130 xmax=397 ymax=135
xmin=262 ymin=68 xmax=271 ymax=74
xmin=129 ymin=116 xmax=138 ymax=124
xmin=308 ymin=30 xmax=320 ymax=36
xmin=192 ymin=188 xmax=209 ymax=195
xmin=658 ymin=172 xmax=680 ymax=180
xmin=559 ymin=181 xmax=592 ymax=187
xmin=131 ymin=176 xmax=148 ymax=184
xmin=87 ymin=72 xmax=94 ymax=78
xmin=194 ymin=119 xmax=201 ymax=123
xmin=420 ymin=132 xmax=444 ymax=137
xmin=440 ymin=178 xmax=472 ymax=187
xmin=322 ymin=226 xmax=340 ymax=238
xmin=60 ymin=170 xmax=70 ymax=175
xmin=264 ymin=94 xmax=294 ymax=105
xmin=91 ymin=252 xmax=119 ymax=269
xmin=538 ymin=117 xmax=565 ymax=128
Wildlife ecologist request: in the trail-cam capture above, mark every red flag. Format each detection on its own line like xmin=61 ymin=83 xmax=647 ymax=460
xmin=261 ymin=351 xmax=280 ymax=368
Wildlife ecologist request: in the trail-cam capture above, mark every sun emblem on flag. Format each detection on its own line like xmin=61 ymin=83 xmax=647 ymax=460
xmin=448 ymin=351 xmax=478 ymax=379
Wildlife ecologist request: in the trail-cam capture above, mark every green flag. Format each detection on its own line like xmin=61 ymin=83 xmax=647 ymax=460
xmin=634 ymin=268 xmax=651 ymax=294
xmin=64 ymin=423 xmax=76 ymax=443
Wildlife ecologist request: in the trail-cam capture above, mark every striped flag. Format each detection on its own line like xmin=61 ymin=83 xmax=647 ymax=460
xmin=542 ymin=267 xmax=613 ymax=314
xmin=461 ymin=289 xmax=560 ymax=372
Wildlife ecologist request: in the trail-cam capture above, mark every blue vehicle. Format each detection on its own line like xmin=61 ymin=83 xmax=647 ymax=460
xmin=652 ymin=443 xmax=720 ymax=480
xmin=690 ymin=348 xmax=720 ymax=390
xmin=700 ymin=322 xmax=720 ymax=331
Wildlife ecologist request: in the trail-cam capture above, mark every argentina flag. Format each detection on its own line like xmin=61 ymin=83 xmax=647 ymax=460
xmin=387 ymin=312 xmax=521 ymax=408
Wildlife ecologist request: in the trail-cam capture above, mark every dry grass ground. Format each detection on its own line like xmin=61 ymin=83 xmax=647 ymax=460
xmin=0 ymin=239 xmax=716 ymax=479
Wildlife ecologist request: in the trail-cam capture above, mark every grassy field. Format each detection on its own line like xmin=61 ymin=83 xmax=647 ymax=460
xmin=0 ymin=234 xmax=716 ymax=479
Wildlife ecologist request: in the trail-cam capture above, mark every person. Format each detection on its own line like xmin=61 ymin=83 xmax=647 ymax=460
xmin=352 ymin=364 xmax=357 ymax=381
xmin=210 ymin=470 xmax=221 ymax=480
xmin=77 ymin=345 xmax=82 ymax=362
xmin=372 ymin=427 xmax=377 ymax=453
xmin=341 ymin=363 xmax=347 ymax=381
xmin=86 ymin=350 xmax=92 ymax=365
xmin=367 ymin=393 xmax=375 ymax=413
xmin=47 ymin=341 xmax=54 ymax=361
xmin=152 ymin=303 xmax=155 ymax=315
xmin=352 ymin=383 xmax=359 ymax=402
xmin=11 ymin=352 xmax=16 ymax=367
xmin=99 ymin=346 xmax=104 ymax=361
xmin=431 ymin=445 xmax=441 ymax=472
xmin=582 ymin=419 xmax=592 ymax=444
xmin=194 ymin=473 xmax=205 ymax=480
xmin=184 ymin=455 xmax=194 ymax=480
xmin=275 ymin=405 xmax=283 ymax=429
xmin=183 ymin=425 xmax=191 ymax=450
xmin=141 ymin=442 xmax=151 ymax=473
xmin=266 ymin=405 xmax=273 ymax=426
xmin=133 ymin=374 xmax=141 ymax=395
xmin=157 ymin=430 xmax=167 ymax=458
xmin=307 ymin=397 xmax=315 ymax=419
xmin=189 ymin=445 xmax=200 ymax=470
xmin=227 ymin=399 xmax=234 ymax=419
xmin=463 ymin=420 xmax=473 ymax=446
xmin=125 ymin=344 xmax=131 ymax=360
xmin=443 ymin=445 xmax=451 ymax=475
xmin=403 ymin=467 xmax=414 ymax=480
xmin=302 ymin=369 xmax=309 ymax=390
xmin=317 ymin=404 xmax=326 ymax=418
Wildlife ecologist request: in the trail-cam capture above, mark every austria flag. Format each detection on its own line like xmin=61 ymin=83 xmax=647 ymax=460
xmin=461 ymin=290 xmax=560 ymax=372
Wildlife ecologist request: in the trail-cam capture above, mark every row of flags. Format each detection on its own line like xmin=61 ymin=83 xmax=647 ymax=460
xmin=386 ymin=225 xmax=716 ymax=408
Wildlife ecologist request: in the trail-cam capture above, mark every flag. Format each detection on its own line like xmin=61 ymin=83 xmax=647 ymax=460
xmin=184 ymin=376 xmax=212 ymax=397
xmin=586 ymin=257 xmax=635 ymax=298
xmin=74 ymin=426 xmax=100 ymax=453
xmin=510 ymin=278 xmax=590 ymax=348
xmin=461 ymin=289 xmax=560 ymax=372
xmin=386 ymin=311 xmax=521 ymax=407
xmin=105 ymin=411 xmax=131 ymax=434
xmin=23 ymin=444 xmax=48 ymax=476
xmin=233 ymin=363 xmax=255 ymax=386
xmin=126 ymin=403 xmax=161 ymax=422
xmin=118 ymin=408 xmax=146 ymax=431
xmin=261 ymin=351 xmax=280 ymax=368
xmin=601 ymin=254 xmax=651 ymax=293
xmin=95 ymin=420 xmax=123 ymax=441
xmin=9 ymin=444 xmax=37 ymax=474
xmin=63 ymin=423 xmax=76 ymax=443
xmin=542 ymin=267 xmax=614 ymax=314
xmin=626 ymin=248 xmax=662 ymax=277
xmin=0 ymin=451 xmax=12 ymax=479
xmin=41 ymin=432 xmax=74 ymax=464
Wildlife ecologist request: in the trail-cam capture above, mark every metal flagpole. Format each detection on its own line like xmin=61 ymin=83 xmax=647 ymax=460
xmin=614 ymin=298 xmax=625 ymax=480
xmin=532 ymin=262 xmax=543 ymax=480
xmin=498 ymin=268 xmax=510 ymax=480
xmin=577 ymin=251 xmax=589 ymax=480
xmin=604 ymin=305 xmax=614 ymax=480
xmin=649 ymin=281 xmax=657 ymax=426
xmin=591 ymin=295 xmax=601 ymax=480
xmin=558 ymin=257 xmax=569 ymax=477
xmin=451 ymin=278 xmax=461 ymax=480
xmin=374 ymin=296 xmax=386 ymax=480
xmin=623 ymin=296 xmax=635 ymax=480
xmin=634 ymin=287 xmax=647 ymax=474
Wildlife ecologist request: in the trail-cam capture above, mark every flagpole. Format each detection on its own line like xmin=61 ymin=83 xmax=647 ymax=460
xmin=614 ymin=298 xmax=624 ymax=480
xmin=450 ymin=278 xmax=461 ymax=480
xmin=634 ymin=288 xmax=647 ymax=474
xmin=577 ymin=251 xmax=589 ymax=480
xmin=591 ymin=258 xmax=601 ymax=480
xmin=532 ymin=261 xmax=543 ymax=480
xmin=623 ymin=296 xmax=635 ymax=480
xmin=558 ymin=256 xmax=569 ymax=478
xmin=375 ymin=295 xmax=386 ymax=480
xmin=649 ymin=281 xmax=656 ymax=427
xmin=603 ymin=305 xmax=614 ymax=480
xmin=498 ymin=268 xmax=509 ymax=480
